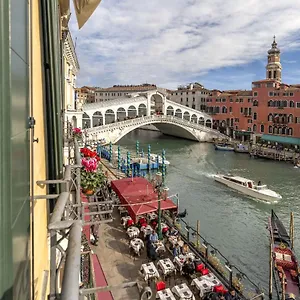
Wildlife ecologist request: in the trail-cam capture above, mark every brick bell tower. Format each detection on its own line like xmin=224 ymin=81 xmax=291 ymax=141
xmin=266 ymin=36 xmax=282 ymax=82
xmin=266 ymin=35 xmax=282 ymax=82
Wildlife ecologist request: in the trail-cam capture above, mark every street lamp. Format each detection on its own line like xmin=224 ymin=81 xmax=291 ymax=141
xmin=155 ymin=172 xmax=163 ymax=240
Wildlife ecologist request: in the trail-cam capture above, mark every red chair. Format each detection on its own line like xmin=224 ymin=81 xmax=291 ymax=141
xmin=201 ymin=268 xmax=209 ymax=275
xmin=162 ymin=227 xmax=169 ymax=234
xmin=127 ymin=219 xmax=134 ymax=227
xmin=156 ymin=281 xmax=166 ymax=291
xmin=195 ymin=263 xmax=205 ymax=272
xmin=213 ymin=285 xmax=225 ymax=293
xmin=139 ymin=217 xmax=146 ymax=225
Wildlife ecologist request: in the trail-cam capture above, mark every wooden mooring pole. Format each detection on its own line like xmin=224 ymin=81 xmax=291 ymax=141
xmin=269 ymin=240 xmax=273 ymax=300
xmin=290 ymin=212 xmax=294 ymax=249
xmin=196 ymin=220 xmax=200 ymax=248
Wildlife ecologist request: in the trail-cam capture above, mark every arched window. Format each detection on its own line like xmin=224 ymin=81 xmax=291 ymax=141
xmin=268 ymin=126 xmax=272 ymax=133
xmin=198 ymin=117 xmax=205 ymax=125
xmin=253 ymin=100 xmax=258 ymax=106
xmin=278 ymin=127 xmax=282 ymax=135
xmin=282 ymin=127 xmax=286 ymax=135
xmin=290 ymin=101 xmax=295 ymax=108
xmin=253 ymin=112 xmax=257 ymax=120
xmin=288 ymin=128 xmax=293 ymax=136
xmin=288 ymin=114 xmax=294 ymax=123
xmin=253 ymin=124 xmax=257 ymax=132
xmin=268 ymin=113 xmax=273 ymax=122
xmin=205 ymin=119 xmax=212 ymax=128
xmin=273 ymin=127 xmax=278 ymax=134
xmin=183 ymin=111 xmax=190 ymax=121
xmin=268 ymin=100 xmax=274 ymax=107
xmin=283 ymin=100 xmax=288 ymax=107
xmin=222 ymin=106 xmax=227 ymax=113
xmin=260 ymin=124 xmax=264 ymax=133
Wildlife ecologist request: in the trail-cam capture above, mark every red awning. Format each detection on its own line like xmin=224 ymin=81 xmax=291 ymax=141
xmin=111 ymin=177 xmax=177 ymax=222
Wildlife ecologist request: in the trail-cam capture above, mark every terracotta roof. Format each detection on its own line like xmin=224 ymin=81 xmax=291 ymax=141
xmin=290 ymin=84 xmax=300 ymax=88
xmin=285 ymin=87 xmax=300 ymax=91
xmin=96 ymin=84 xmax=157 ymax=92
xmin=252 ymin=79 xmax=278 ymax=83
xmin=174 ymin=88 xmax=209 ymax=92
xmin=219 ymin=92 xmax=232 ymax=97
xmin=237 ymin=90 xmax=253 ymax=96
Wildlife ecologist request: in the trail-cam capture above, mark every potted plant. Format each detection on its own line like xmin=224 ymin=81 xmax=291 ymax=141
xmin=81 ymin=157 xmax=105 ymax=195
xmin=73 ymin=127 xmax=83 ymax=140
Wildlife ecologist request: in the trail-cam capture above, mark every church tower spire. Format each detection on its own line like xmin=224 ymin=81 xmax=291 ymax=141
xmin=266 ymin=36 xmax=282 ymax=82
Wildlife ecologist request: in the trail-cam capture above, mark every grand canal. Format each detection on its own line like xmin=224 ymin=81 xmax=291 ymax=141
xmin=118 ymin=129 xmax=300 ymax=292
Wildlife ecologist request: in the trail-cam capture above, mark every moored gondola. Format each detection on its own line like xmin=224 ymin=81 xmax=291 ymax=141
xmin=268 ymin=210 xmax=300 ymax=300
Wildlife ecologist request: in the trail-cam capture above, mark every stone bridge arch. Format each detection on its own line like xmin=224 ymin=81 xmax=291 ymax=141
xmin=128 ymin=105 xmax=137 ymax=118
xmin=82 ymin=112 xmax=91 ymax=128
xmin=92 ymin=111 xmax=103 ymax=127
xmin=166 ymin=105 xmax=174 ymax=115
xmin=138 ymin=103 xmax=147 ymax=117
xmin=105 ymin=109 xmax=115 ymax=124
xmin=117 ymin=107 xmax=126 ymax=121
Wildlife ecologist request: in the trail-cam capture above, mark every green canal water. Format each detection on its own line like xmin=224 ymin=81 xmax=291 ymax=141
xmin=118 ymin=129 xmax=300 ymax=292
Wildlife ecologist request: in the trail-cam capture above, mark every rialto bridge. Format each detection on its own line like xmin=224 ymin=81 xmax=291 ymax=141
xmin=66 ymin=90 xmax=227 ymax=143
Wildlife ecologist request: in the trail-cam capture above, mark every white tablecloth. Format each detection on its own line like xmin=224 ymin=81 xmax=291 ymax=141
xmin=168 ymin=236 xmax=184 ymax=247
xmin=157 ymin=258 xmax=176 ymax=276
xmin=147 ymin=212 xmax=157 ymax=221
xmin=140 ymin=262 xmax=160 ymax=281
xmin=156 ymin=288 xmax=176 ymax=300
xmin=201 ymin=274 xmax=221 ymax=286
xmin=130 ymin=238 xmax=144 ymax=255
xmin=185 ymin=252 xmax=196 ymax=261
xmin=141 ymin=225 xmax=153 ymax=237
xmin=127 ymin=226 xmax=140 ymax=238
xmin=191 ymin=278 xmax=214 ymax=297
xmin=155 ymin=241 xmax=166 ymax=253
xmin=191 ymin=274 xmax=221 ymax=297
xmin=173 ymin=255 xmax=186 ymax=272
xmin=172 ymin=283 xmax=195 ymax=300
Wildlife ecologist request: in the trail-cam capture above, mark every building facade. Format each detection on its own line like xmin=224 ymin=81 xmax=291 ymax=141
xmin=169 ymin=82 xmax=210 ymax=111
xmin=205 ymin=38 xmax=300 ymax=141
xmin=94 ymin=84 xmax=157 ymax=102
xmin=75 ymin=86 xmax=95 ymax=105
xmin=63 ymin=30 xmax=80 ymax=111
xmin=205 ymin=90 xmax=253 ymax=137
xmin=0 ymin=1 xmax=99 ymax=299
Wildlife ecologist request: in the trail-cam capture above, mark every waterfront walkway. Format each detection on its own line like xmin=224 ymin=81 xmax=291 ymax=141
xmin=91 ymin=210 xmax=146 ymax=299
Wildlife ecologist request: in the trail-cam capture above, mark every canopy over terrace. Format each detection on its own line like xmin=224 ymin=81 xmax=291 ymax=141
xmin=111 ymin=177 xmax=177 ymax=222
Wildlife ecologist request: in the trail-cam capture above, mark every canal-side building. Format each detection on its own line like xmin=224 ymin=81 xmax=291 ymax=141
xmin=205 ymin=90 xmax=253 ymax=138
xmin=75 ymin=86 xmax=96 ymax=104
xmin=205 ymin=37 xmax=300 ymax=142
xmin=94 ymin=84 xmax=157 ymax=102
xmin=0 ymin=0 xmax=102 ymax=299
xmin=169 ymin=82 xmax=210 ymax=111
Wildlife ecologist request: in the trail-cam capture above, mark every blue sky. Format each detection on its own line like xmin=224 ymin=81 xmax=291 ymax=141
xmin=70 ymin=0 xmax=300 ymax=91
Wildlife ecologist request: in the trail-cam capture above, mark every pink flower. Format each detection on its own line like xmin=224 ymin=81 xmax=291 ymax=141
xmin=73 ymin=128 xmax=82 ymax=135
xmin=81 ymin=157 xmax=98 ymax=172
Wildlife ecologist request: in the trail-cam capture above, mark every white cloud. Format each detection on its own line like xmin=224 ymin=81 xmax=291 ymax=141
xmin=70 ymin=0 xmax=300 ymax=89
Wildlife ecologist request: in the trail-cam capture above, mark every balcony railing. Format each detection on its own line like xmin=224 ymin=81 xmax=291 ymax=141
xmin=34 ymin=122 xmax=114 ymax=300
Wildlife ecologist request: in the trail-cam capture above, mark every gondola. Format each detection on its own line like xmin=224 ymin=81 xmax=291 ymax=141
xmin=268 ymin=210 xmax=300 ymax=300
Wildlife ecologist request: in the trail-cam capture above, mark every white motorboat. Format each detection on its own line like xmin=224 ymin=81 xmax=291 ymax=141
xmin=214 ymin=174 xmax=282 ymax=202
xmin=149 ymin=153 xmax=170 ymax=166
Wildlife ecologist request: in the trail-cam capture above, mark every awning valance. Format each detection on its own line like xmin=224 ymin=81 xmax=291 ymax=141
xmin=261 ymin=134 xmax=300 ymax=145
xmin=59 ymin=0 xmax=102 ymax=29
